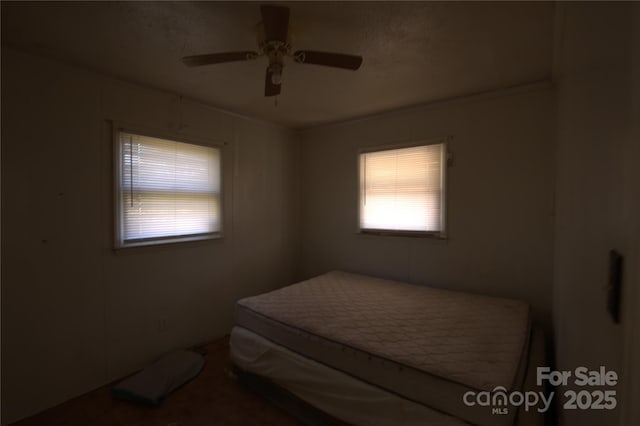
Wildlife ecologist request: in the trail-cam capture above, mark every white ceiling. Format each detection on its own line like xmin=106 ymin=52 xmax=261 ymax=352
xmin=1 ymin=1 xmax=554 ymax=128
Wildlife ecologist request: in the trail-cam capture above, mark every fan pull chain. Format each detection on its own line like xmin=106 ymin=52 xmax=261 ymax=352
xmin=179 ymin=95 xmax=184 ymax=130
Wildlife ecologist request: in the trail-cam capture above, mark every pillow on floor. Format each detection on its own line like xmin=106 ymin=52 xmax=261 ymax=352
xmin=112 ymin=349 xmax=205 ymax=406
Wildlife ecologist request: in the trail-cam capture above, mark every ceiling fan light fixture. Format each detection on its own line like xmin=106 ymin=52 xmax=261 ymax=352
xmin=270 ymin=63 xmax=283 ymax=85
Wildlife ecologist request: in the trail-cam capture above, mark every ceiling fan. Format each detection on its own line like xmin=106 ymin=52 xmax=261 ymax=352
xmin=182 ymin=4 xmax=363 ymax=97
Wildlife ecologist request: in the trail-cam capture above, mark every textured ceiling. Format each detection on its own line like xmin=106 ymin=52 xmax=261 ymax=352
xmin=1 ymin=1 xmax=554 ymax=128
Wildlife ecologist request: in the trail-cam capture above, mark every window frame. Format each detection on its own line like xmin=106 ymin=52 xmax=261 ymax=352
xmin=113 ymin=123 xmax=225 ymax=249
xmin=356 ymin=137 xmax=449 ymax=239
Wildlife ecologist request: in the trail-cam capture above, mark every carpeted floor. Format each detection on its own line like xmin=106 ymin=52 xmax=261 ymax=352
xmin=12 ymin=336 xmax=299 ymax=426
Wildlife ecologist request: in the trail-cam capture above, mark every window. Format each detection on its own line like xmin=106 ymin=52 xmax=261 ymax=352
xmin=115 ymin=129 xmax=222 ymax=248
xmin=359 ymin=141 xmax=446 ymax=237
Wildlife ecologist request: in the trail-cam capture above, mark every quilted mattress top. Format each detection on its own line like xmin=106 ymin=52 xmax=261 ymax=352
xmin=237 ymin=271 xmax=531 ymax=391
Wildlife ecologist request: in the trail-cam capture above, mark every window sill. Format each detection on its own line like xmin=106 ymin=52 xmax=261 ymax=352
xmin=114 ymin=233 xmax=222 ymax=253
xmin=357 ymin=229 xmax=447 ymax=240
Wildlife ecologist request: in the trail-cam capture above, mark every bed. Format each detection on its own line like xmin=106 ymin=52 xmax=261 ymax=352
xmin=230 ymin=271 xmax=546 ymax=426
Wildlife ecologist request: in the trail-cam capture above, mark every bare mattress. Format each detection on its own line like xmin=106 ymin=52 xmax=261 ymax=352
xmin=234 ymin=271 xmax=532 ymax=426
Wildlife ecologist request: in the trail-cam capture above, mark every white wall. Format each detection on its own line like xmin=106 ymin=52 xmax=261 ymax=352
xmin=623 ymin=6 xmax=640 ymax=425
xmin=553 ymin=3 xmax=639 ymax=426
xmin=298 ymin=85 xmax=555 ymax=331
xmin=0 ymin=48 xmax=299 ymax=425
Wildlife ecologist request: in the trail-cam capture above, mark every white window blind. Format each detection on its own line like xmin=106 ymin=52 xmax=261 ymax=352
xmin=359 ymin=143 xmax=445 ymax=234
xmin=116 ymin=131 xmax=221 ymax=247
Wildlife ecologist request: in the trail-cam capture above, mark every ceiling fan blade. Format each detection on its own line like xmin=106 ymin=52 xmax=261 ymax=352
xmin=294 ymin=50 xmax=363 ymax=70
xmin=264 ymin=67 xmax=281 ymax=97
xmin=182 ymin=51 xmax=258 ymax=67
xmin=261 ymin=4 xmax=289 ymax=43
